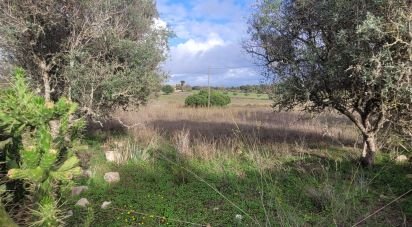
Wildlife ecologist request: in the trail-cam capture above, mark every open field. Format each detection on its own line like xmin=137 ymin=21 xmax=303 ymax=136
xmin=68 ymin=93 xmax=412 ymax=226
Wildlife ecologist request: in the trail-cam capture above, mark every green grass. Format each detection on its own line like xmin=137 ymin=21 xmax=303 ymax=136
xmin=0 ymin=205 xmax=17 ymax=227
xmin=66 ymin=135 xmax=412 ymax=226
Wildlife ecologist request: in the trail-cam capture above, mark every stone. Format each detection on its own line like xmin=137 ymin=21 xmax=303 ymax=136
xmin=104 ymin=172 xmax=120 ymax=183
xmin=101 ymin=201 xmax=112 ymax=209
xmin=83 ymin=169 xmax=92 ymax=178
xmin=66 ymin=210 xmax=73 ymax=218
xmin=105 ymin=150 xmax=121 ymax=162
xmin=75 ymin=198 xmax=90 ymax=207
xmin=395 ymin=155 xmax=408 ymax=163
xmin=406 ymin=174 xmax=412 ymax=179
xmin=114 ymin=141 xmax=124 ymax=148
xmin=71 ymin=186 xmax=88 ymax=196
xmin=379 ymin=194 xmax=389 ymax=199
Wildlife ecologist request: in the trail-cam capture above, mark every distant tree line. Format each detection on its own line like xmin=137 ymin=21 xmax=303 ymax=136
xmin=192 ymin=84 xmax=271 ymax=94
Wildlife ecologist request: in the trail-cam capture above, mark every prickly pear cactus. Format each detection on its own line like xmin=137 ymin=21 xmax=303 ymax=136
xmin=0 ymin=68 xmax=85 ymax=226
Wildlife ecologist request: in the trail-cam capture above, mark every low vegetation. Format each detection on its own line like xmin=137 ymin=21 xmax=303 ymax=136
xmin=161 ymin=85 xmax=175 ymax=95
xmin=185 ymin=90 xmax=231 ymax=107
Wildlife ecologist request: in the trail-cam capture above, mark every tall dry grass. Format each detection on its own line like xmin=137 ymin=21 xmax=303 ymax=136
xmin=114 ymin=103 xmax=359 ymax=162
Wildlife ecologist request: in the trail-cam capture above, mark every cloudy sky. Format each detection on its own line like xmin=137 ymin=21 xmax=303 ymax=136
xmin=157 ymin=0 xmax=261 ymax=87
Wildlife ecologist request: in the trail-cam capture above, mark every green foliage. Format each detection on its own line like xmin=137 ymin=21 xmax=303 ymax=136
xmin=161 ymin=85 xmax=174 ymax=95
xmin=0 ymin=0 xmax=170 ymax=118
xmin=247 ymin=0 xmax=412 ymax=165
xmin=30 ymin=196 xmax=65 ymax=227
xmin=0 ymin=68 xmax=84 ymax=225
xmin=83 ymin=207 xmax=95 ymax=227
xmin=185 ymin=90 xmax=231 ymax=107
xmin=0 ymin=204 xmax=17 ymax=227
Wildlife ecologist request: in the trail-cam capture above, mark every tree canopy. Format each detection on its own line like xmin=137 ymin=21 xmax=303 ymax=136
xmin=246 ymin=0 xmax=411 ymax=166
xmin=0 ymin=0 xmax=170 ymax=118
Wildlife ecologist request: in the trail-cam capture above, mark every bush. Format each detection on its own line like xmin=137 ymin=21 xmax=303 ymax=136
xmin=185 ymin=90 xmax=231 ymax=107
xmin=0 ymin=68 xmax=85 ymax=226
xmin=161 ymin=85 xmax=174 ymax=95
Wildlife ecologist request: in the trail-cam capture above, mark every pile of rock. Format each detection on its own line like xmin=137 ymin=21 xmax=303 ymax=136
xmin=72 ymin=146 xmax=122 ymax=211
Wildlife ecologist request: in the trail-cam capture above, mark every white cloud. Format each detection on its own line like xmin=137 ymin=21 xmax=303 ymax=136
xmin=157 ymin=0 xmax=260 ymax=86
xmin=174 ymin=33 xmax=224 ymax=55
xmin=163 ymin=36 xmax=260 ymax=86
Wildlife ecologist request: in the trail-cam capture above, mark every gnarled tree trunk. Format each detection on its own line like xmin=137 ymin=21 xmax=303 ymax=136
xmin=338 ymin=108 xmax=381 ymax=167
xmin=361 ymin=135 xmax=377 ymax=167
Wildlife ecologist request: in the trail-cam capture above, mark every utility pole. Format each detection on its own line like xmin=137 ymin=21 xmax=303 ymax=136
xmin=208 ymin=66 xmax=211 ymax=108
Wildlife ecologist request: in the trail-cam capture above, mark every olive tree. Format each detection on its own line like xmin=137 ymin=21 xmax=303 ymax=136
xmin=246 ymin=0 xmax=411 ymax=166
xmin=0 ymin=0 xmax=169 ymax=118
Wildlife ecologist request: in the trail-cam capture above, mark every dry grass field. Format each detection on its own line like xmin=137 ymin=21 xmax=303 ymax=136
xmin=117 ymin=92 xmax=359 ymax=158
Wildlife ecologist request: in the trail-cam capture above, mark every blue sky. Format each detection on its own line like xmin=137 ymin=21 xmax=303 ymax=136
xmin=156 ymin=0 xmax=261 ymax=86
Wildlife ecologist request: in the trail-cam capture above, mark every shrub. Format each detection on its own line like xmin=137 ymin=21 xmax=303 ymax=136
xmin=161 ymin=85 xmax=174 ymax=95
xmin=185 ymin=90 xmax=231 ymax=107
xmin=0 ymin=68 xmax=85 ymax=226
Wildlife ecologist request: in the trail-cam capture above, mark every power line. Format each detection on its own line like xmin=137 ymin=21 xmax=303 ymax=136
xmin=168 ymin=65 xmax=264 ymax=75
xmin=210 ymin=65 xmax=262 ymax=69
